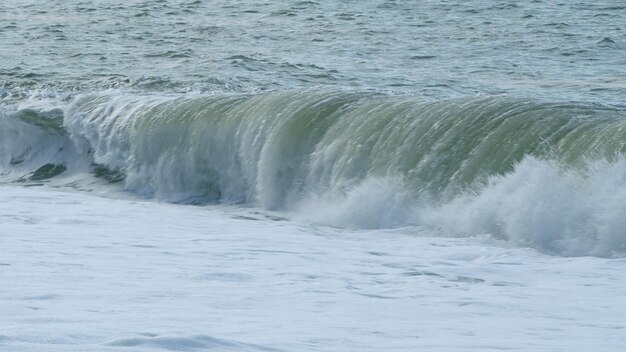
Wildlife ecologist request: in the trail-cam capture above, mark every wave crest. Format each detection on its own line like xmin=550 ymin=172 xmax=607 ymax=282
xmin=63 ymin=91 xmax=626 ymax=205
xmin=3 ymin=90 xmax=626 ymax=256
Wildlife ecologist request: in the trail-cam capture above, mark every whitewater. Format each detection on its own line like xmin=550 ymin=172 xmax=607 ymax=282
xmin=2 ymin=0 xmax=626 ymax=351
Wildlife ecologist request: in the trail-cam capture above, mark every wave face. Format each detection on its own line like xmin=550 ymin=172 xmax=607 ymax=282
xmin=64 ymin=91 xmax=626 ymax=202
xmin=3 ymin=90 xmax=626 ymax=256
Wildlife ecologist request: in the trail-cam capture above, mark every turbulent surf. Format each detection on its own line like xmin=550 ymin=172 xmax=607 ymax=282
xmin=2 ymin=90 xmax=626 ymax=256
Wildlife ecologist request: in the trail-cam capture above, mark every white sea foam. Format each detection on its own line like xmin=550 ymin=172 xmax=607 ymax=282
xmin=2 ymin=185 xmax=626 ymax=352
xmin=295 ymin=176 xmax=416 ymax=229
xmin=297 ymin=157 xmax=626 ymax=257
xmin=420 ymin=157 xmax=626 ymax=257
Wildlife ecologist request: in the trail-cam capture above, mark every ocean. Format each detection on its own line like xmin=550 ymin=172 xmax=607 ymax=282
xmin=1 ymin=1 xmax=626 ymax=351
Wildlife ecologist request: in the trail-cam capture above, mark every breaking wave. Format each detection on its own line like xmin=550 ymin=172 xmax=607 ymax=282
xmin=2 ymin=89 xmax=626 ymax=256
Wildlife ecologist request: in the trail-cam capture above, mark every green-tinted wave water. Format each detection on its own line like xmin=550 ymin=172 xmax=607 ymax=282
xmin=60 ymin=91 xmax=626 ymax=206
xmin=3 ymin=90 xmax=626 ymax=256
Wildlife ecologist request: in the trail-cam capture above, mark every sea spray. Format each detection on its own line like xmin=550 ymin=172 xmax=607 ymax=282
xmin=417 ymin=156 xmax=626 ymax=257
xmin=295 ymin=176 xmax=417 ymax=229
xmin=294 ymin=156 xmax=626 ymax=257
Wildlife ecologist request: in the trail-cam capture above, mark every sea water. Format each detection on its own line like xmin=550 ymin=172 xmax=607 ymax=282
xmin=1 ymin=1 xmax=626 ymax=351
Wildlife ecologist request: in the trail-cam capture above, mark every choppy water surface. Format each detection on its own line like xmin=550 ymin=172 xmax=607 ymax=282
xmin=1 ymin=0 xmax=625 ymax=101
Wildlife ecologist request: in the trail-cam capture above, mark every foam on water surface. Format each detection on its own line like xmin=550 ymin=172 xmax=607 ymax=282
xmin=1 ymin=185 xmax=626 ymax=351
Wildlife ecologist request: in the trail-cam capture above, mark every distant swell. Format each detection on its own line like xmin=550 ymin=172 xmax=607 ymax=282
xmin=2 ymin=90 xmax=626 ymax=256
